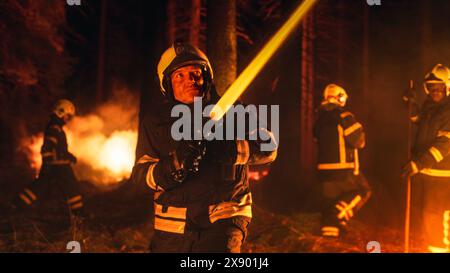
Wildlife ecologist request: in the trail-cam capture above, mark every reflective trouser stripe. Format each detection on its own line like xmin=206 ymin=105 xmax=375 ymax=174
xmin=24 ymin=188 xmax=37 ymax=201
xmin=154 ymin=217 xmax=185 ymax=234
xmin=19 ymin=194 xmax=32 ymax=205
xmin=67 ymin=195 xmax=82 ymax=204
xmin=420 ymin=169 xmax=450 ymax=177
xmin=71 ymin=202 xmax=83 ymax=210
xmin=321 ymin=226 xmax=339 ymax=237
xmin=336 ymin=195 xmax=362 ymax=220
xmin=68 ymin=196 xmax=83 ymax=210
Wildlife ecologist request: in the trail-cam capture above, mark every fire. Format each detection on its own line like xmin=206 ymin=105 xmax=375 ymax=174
xmin=18 ymin=134 xmax=44 ymax=178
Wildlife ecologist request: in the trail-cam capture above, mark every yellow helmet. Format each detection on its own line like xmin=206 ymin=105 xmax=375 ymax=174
xmin=423 ymin=64 xmax=450 ymax=96
xmin=157 ymin=42 xmax=214 ymax=98
xmin=322 ymin=84 xmax=348 ymax=107
xmin=54 ymin=99 xmax=75 ymax=119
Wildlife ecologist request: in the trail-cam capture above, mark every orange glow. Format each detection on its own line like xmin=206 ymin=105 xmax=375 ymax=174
xmin=18 ymin=134 xmax=44 ymax=178
xmin=248 ymin=169 xmax=269 ymax=182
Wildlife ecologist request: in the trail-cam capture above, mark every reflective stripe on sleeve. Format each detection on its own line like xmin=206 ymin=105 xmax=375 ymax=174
xmin=429 ymin=147 xmax=444 ymax=162
xmin=208 ymin=193 xmax=252 ymax=223
xmin=344 ymin=122 xmax=362 ymax=137
xmin=235 ymin=140 xmax=250 ymax=165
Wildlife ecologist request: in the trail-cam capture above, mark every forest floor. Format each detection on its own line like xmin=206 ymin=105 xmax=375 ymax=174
xmin=0 ymin=180 xmax=421 ymax=253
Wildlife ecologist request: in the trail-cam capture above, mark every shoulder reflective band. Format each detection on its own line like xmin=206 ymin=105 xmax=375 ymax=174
xmin=136 ymin=154 xmax=160 ymax=164
xmin=429 ymin=147 xmax=444 ymax=162
xmin=420 ymin=168 xmax=450 ymax=177
xmin=438 ymin=131 xmax=450 ymax=139
xmin=411 ymin=161 xmax=419 ymax=174
xmin=340 ymin=112 xmax=353 ymax=119
xmin=235 ymin=140 xmax=250 ymax=165
xmin=344 ymin=122 xmax=362 ymax=137
xmin=208 ymin=193 xmax=253 ymax=223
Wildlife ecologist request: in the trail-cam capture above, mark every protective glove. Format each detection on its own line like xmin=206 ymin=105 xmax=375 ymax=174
xmin=401 ymin=161 xmax=419 ymax=178
xmin=67 ymin=152 xmax=77 ymax=164
xmin=168 ymin=140 xmax=205 ymax=182
xmin=402 ymin=88 xmax=417 ymax=104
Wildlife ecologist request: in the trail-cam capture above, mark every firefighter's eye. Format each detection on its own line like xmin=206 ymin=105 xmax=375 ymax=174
xmin=191 ymin=71 xmax=202 ymax=79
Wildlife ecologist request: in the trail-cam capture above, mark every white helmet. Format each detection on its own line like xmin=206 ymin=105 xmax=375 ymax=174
xmin=322 ymin=84 xmax=348 ymax=107
xmin=54 ymin=99 xmax=76 ymax=120
xmin=423 ymin=64 xmax=450 ymax=96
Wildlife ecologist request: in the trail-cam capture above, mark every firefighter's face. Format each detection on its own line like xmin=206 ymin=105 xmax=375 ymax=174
xmin=62 ymin=114 xmax=73 ymax=123
xmin=426 ymin=83 xmax=446 ymax=102
xmin=171 ymin=65 xmax=204 ymax=104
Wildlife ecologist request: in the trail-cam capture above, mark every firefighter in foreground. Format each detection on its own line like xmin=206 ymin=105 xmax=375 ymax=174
xmin=402 ymin=64 xmax=450 ymax=252
xmin=313 ymin=84 xmax=372 ymax=238
xmin=131 ymin=42 xmax=277 ymax=253
xmin=11 ymin=100 xmax=83 ymax=217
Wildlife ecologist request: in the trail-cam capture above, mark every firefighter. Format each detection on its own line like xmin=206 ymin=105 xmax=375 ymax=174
xmin=402 ymin=64 xmax=450 ymax=252
xmin=11 ymin=99 xmax=83 ymax=217
xmin=313 ymin=84 xmax=372 ymax=238
xmin=130 ymin=42 xmax=278 ymax=253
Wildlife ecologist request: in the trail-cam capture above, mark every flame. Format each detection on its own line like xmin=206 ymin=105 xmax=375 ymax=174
xmin=18 ymin=134 xmax=43 ymax=178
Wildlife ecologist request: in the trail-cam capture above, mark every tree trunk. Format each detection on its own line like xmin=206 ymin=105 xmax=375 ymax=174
xmin=206 ymin=0 xmax=237 ymax=96
xmin=420 ymin=0 xmax=431 ymax=74
xmin=189 ymin=0 xmax=201 ymax=47
xmin=167 ymin=0 xmax=176 ymax=45
xmin=300 ymin=11 xmax=315 ymax=176
xmin=96 ymin=0 xmax=107 ymax=103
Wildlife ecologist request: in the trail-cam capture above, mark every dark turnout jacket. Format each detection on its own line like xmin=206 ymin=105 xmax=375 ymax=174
xmin=131 ymin=99 xmax=277 ymax=234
